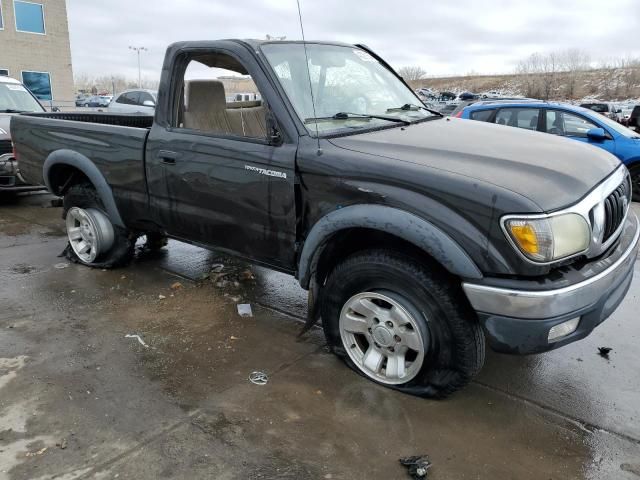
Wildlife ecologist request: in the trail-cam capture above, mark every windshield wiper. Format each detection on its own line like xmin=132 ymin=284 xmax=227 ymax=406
xmin=387 ymin=103 xmax=442 ymax=116
xmin=305 ymin=112 xmax=410 ymax=126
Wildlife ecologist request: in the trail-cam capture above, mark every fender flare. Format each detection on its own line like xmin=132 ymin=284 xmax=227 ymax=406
xmin=297 ymin=204 xmax=483 ymax=289
xmin=43 ymin=149 xmax=125 ymax=228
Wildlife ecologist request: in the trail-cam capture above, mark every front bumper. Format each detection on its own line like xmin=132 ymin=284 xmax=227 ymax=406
xmin=463 ymin=212 xmax=640 ymax=354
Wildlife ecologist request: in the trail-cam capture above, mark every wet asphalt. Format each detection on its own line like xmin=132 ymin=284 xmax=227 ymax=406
xmin=0 ymin=192 xmax=639 ymax=480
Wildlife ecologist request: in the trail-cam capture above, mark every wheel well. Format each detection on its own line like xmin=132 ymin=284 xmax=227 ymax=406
xmin=313 ymin=228 xmax=454 ymax=286
xmin=48 ymin=164 xmax=91 ymax=196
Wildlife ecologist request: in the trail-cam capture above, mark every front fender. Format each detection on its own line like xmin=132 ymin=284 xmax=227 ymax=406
xmin=43 ymin=149 xmax=125 ymax=227
xmin=297 ymin=204 xmax=483 ymax=289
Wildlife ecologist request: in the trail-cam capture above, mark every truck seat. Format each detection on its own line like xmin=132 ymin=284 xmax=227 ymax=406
xmin=184 ymin=80 xmax=233 ymax=134
xmin=226 ymin=101 xmax=267 ymax=138
xmin=184 ymin=80 xmax=266 ymax=138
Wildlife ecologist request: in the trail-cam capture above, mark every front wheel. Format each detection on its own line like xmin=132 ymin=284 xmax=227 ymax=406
xmin=321 ymin=250 xmax=485 ymax=398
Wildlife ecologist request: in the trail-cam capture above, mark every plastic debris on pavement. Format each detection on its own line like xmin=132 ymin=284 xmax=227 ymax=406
xmin=399 ymin=455 xmax=432 ymax=479
xmin=125 ymin=334 xmax=149 ymax=348
xmin=237 ymin=304 xmax=253 ymax=317
xmin=597 ymin=347 xmax=612 ymax=359
xmin=249 ymin=371 xmax=268 ymax=385
xmin=54 ymin=263 xmax=69 ymax=269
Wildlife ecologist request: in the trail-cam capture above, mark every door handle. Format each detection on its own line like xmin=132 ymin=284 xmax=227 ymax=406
xmin=159 ymin=150 xmax=178 ymax=165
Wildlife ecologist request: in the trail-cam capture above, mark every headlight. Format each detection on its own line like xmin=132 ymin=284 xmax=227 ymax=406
xmin=503 ymin=213 xmax=590 ymax=263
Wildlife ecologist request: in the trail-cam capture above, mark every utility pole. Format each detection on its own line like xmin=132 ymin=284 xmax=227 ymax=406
xmin=128 ymin=46 xmax=147 ymax=88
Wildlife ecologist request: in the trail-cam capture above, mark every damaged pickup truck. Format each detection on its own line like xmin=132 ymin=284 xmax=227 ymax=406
xmin=12 ymin=40 xmax=639 ymax=397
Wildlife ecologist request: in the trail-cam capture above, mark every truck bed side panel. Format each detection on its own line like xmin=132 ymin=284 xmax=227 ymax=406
xmin=11 ymin=114 xmax=150 ymax=224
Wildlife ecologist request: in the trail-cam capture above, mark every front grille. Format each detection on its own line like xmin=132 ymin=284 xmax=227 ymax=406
xmin=0 ymin=140 xmax=12 ymax=156
xmin=602 ymin=179 xmax=630 ymax=242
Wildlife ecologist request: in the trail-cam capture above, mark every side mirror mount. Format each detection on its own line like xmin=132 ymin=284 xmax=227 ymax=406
xmin=586 ymin=127 xmax=607 ymax=141
xmin=143 ymin=100 xmax=155 ymax=107
xmin=266 ymin=113 xmax=283 ymax=146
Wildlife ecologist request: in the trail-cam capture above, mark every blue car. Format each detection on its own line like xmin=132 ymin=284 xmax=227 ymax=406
xmin=458 ymin=101 xmax=640 ymax=200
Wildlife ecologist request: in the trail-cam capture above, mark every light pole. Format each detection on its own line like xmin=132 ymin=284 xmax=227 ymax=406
xmin=129 ymin=46 xmax=147 ymax=88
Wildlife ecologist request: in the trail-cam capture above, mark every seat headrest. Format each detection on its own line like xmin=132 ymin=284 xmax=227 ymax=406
xmin=186 ymin=80 xmax=227 ymax=112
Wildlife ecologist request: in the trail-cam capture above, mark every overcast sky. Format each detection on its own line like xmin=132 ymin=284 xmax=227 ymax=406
xmin=67 ymin=0 xmax=640 ymax=80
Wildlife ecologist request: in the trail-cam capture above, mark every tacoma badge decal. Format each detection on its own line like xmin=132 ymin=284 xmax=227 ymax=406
xmin=245 ymin=165 xmax=287 ymax=179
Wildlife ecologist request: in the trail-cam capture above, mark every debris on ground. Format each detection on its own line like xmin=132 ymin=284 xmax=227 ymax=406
xmin=237 ymin=304 xmax=253 ymax=317
xmin=170 ymin=281 xmax=183 ymax=290
xmin=26 ymin=447 xmax=48 ymax=457
xmin=598 ymin=347 xmax=613 ymax=359
xmin=125 ymin=334 xmax=149 ymax=348
xmin=210 ymin=263 xmax=224 ymax=273
xmin=158 ymin=294 xmax=166 ymax=300
xmin=56 ymin=438 xmax=67 ymax=450
xmin=239 ymin=269 xmax=255 ymax=281
xmin=399 ymin=455 xmax=432 ymax=479
xmin=54 ymin=263 xmax=69 ymax=269
xmin=249 ymin=371 xmax=268 ymax=385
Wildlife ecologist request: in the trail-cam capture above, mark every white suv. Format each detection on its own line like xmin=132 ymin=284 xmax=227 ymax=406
xmin=108 ymin=89 xmax=157 ymax=114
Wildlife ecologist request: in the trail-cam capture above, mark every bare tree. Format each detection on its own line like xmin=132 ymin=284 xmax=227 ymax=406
xmin=561 ymin=49 xmax=591 ymax=99
xmin=398 ymin=66 xmax=427 ymax=81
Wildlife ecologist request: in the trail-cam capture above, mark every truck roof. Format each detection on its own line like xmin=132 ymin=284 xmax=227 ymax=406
xmin=168 ymin=39 xmax=358 ymax=51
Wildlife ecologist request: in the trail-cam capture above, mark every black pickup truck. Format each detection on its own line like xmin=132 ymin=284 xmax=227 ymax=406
xmin=12 ymin=40 xmax=639 ymax=397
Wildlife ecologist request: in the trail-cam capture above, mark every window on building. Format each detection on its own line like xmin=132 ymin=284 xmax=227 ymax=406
xmin=0 ymin=70 xmax=9 ymax=77
xmin=14 ymin=1 xmax=45 ymax=34
xmin=0 ymin=2 xmax=4 ymax=30
xmin=21 ymin=71 xmax=52 ymax=100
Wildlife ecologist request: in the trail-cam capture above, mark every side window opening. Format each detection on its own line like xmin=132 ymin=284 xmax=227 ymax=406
xmin=175 ymin=52 xmax=267 ymax=139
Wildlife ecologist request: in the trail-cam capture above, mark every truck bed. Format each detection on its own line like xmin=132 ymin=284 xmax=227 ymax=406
xmin=22 ymin=111 xmax=154 ymax=129
xmin=11 ymin=112 xmax=152 ymax=218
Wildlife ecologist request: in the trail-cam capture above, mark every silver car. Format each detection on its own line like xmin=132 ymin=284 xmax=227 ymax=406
xmin=0 ymin=76 xmax=46 ymax=195
xmin=108 ymin=89 xmax=157 ymax=114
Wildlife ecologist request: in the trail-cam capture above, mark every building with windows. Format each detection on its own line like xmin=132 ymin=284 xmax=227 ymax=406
xmin=0 ymin=0 xmax=73 ymax=107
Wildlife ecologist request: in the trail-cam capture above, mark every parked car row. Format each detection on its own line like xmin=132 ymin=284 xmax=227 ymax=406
xmin=75 ymin=90 xmax=157 ymax=113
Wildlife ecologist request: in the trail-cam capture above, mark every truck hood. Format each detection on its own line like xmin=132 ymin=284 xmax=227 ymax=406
xmin=329 ymin=118 xmax=620 ymax=212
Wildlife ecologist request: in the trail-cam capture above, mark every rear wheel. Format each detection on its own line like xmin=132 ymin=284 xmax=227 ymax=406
xmin=321 ymin=249 xmax=485 ymax=398
xmin=629 ymin=164 xmax=640 ymax=202
xmin=63 ymin=183 xmax=135 ymax=268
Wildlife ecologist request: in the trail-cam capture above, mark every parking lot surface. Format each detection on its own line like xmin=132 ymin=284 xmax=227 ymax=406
xmin=1 ymin=193 xmax=639 ymax=480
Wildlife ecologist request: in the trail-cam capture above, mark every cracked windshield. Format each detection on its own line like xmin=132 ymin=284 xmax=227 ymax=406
xmin=262 ymin=43 xmax=437 ymax=135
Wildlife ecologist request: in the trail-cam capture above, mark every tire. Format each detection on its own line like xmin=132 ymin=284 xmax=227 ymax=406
xmin=144 ymin=232 xmax=168 ymax=251
xmin=321 ymin=249 xmax=485 ymax=398
xmin=62 ymin=183 xmax=135 ymax=268
xmin=628 ymin=164 xmax=640 ymax=203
